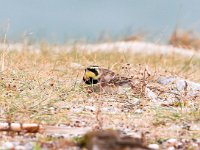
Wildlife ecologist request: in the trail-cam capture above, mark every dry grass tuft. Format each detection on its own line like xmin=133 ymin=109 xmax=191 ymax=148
xmin=169 ymin=29 xmax=200 ymax=51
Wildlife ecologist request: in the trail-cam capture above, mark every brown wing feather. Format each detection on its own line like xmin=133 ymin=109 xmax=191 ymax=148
xmin=99 ymin=68 xmax=115 ymax=83
xmin=99 ymin=68 xmax=132 ymax=87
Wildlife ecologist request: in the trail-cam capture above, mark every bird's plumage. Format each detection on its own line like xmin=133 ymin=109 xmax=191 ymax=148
xmin=83 ymin=65 xmax=133 ymax=88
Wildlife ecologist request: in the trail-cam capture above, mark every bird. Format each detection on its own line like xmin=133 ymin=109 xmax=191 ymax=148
xmin=83 ymin=65 xmax=134 ymax=92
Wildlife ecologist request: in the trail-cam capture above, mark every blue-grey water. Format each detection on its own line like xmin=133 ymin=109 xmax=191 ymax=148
xmin=0 ymin=0 xmax=200 ymax=43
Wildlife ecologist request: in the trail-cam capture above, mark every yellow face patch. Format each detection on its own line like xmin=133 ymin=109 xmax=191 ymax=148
xmin=84 ymin=70 xmax=99 ymax=80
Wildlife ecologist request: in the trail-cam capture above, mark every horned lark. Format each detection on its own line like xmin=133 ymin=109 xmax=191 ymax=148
xmin=83 ymin=65 xmax=134 ymax=93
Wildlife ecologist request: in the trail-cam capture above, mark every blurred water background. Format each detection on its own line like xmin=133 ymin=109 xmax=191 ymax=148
xmin=0 ymin=0 xmax=200 ymax=43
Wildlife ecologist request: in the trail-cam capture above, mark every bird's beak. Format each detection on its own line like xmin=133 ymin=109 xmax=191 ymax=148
xmin=83 ymin=75 xmax=88 ymax=81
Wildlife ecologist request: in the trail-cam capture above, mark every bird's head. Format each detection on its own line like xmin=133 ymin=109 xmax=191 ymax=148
xmin=83 ymin=65 xmax=100 ymax=84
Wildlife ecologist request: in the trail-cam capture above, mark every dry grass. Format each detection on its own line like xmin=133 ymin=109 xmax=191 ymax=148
xmin=0 ymin=43 xmax=199 ymax=146
xmin=169 ymin=29 xmax=200 ymax=51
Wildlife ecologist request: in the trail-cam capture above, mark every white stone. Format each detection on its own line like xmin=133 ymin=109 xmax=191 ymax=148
xmin=145 ymin=88 xmax=158 ymax=103
xmin=2 ymin=142 xmax=14 ymax=149
xmin=158 ymin=76 xmax=200 ymax=95
xmin=15 ymin=145 xmax=26 ymax=150
xmin=49 ymin=107 xmax=55 ymax=110
xmin=102 ymin=107 xmax=119 ymax=114
xmin=167 ymin=146 xmax=175 ymax=150
xmin=134 ymin=109 xmax=143 ymax=114
xmin=191 ymin=143 xmax=199 ymax=149
xmin=84 ymin=106 xmax=96 ymax=112
xmin=167 ymin=138 xmax=177 ymax=143
xmin=196 ymin=138 xmax=200 ymax=143
xmin=148 ymin=144 xmax=159 ymax=150
xmin=131 ymin=98 xmax=141 ymax=105
xmin=190 ymin=125 xmax=200 ymax=131
xmin=70 ymin=62 xmax=83 ymax=69
xmin=71 ymin=107 xmax=84 ymax=113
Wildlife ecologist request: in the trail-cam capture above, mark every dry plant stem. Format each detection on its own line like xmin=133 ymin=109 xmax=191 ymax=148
xmin=0 ymin=53 xmax=5 ymax=72
xmin=1 ymin=23 xmax=9 ymax=72
xmin=0 ymin=122 xmax=92 ymax=135
xmin=0 ymin=123 xmax=40 ymax=133
xmin=95 ymin=109 xmax=103 ymax=130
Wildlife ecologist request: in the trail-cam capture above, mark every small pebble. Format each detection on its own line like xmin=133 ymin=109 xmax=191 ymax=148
xmin=15 ymin=145 xmax=26 ymax=150
xmin=70 ymin=63 xmax=83 ymax=68
xmin=134 ymin=109 xmax=143 ymax=114
xmin=84 ymin=106 xmax=96 ymax=112
xmin=191 ymin=142 xmax=199 ymax=149
xmin=2 ymin=142 xmax=14 ymax=149
xmin=167 ymin=138 xmax=177 ymax=143
xmin=190 ymin=125 xmax=200 ymax=131
xmin=167 ymin=146 xmax=175 ymax=150
xmin=71 ymin=107 xmax=84 ymax=113
xmin=148 ymin=144 xmax=159 ymax=150
xmin=175 ymin=142 xmax=183 ymax=149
